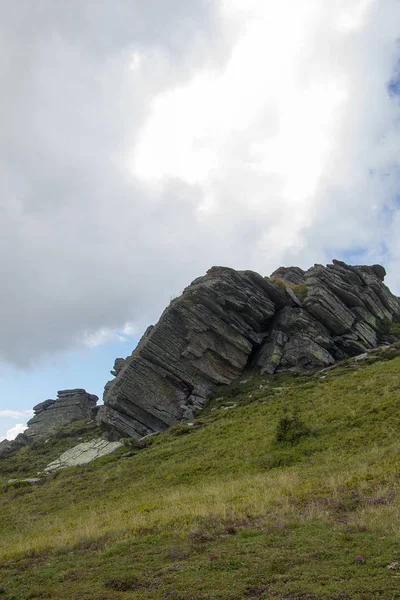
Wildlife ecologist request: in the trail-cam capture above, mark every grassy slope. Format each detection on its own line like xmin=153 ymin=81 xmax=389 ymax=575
xmin=0 ymin=346 xmax=400 ymax=599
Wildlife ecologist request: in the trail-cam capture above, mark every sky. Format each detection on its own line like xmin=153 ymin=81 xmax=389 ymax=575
xmin=1 ymin=0 xmax=400 ymax=440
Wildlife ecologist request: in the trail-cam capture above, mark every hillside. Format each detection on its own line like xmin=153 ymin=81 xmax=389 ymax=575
xmin=1 ymin=344 xmax=400 ymax=599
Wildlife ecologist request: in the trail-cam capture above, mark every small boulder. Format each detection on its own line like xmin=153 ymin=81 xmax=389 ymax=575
xmin=44 ymin=438 xmax=123 ymax=473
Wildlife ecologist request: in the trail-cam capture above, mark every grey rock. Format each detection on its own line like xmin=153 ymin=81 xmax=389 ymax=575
xmin=25 ymin=389 xmax=98 ymax=440
xmin=99 ymin=267 xmax=278 ymax=438
xmin=0 ymin=433 xmax=32 ymax=458
xmin=44 ymin=438 xmax=123 ymax=473
xmin=354 ymin=352 xmax=369 ymax=361
xmin=32 ymin=399 xmax=56 ymax=413
xmin=303 ymin=278 xmax=356 ymax=334
xmin=253 ymin=307 xmax=335 ymax=374
xmin=270 ymin=266 xmax=306 ymax=285
xmin=99 ymin=260 xmax=400 ymax=438
xmin=254 ymin=330 xmax=288 ymax=375
xmin=139 ymin=432 xmax=161 ymax=442
xmin=0 ymin=439 xmax=15 ymax=458
xmin=110 ymin=358 xmax=126 ymax=377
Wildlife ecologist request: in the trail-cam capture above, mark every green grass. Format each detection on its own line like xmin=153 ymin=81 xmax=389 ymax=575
xmin=270 ymin=278 xmax=308 ymax=302
xmin=1 ymin=346 xmax=400 ymax=599
xmin=0 ymin=420 xmax=102 ymax=478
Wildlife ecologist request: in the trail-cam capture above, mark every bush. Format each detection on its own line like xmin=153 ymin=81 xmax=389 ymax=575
xmin=270 ymin=279 xmax=308 ymax=302
xmin=377 ymin=316 xmax=400 ymax=342
xmin=166 ymin=424 xmax=193 ymax=437
xmin=292 ymin=283 xmax=308 ymax=302
xmin=122 ymin=435 xmax=158 ymax=450
xmin=270 ymin=278 xmax=288 ymax=290
xmin=275 ymin=405 xmax=310 ymax=443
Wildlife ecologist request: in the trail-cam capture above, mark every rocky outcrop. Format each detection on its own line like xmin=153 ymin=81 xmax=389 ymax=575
xmin=97 ymin=267 xmax=295 ymax=438
xmin=25 ymin=389 xmax=98 ymax=440
xmin=44 ymin=438 xmax=123 ymax=473
xmin=98 ymin=260 xmax=400 ymax=439
xmin=0 ymin=432 xmax=32 ymax=458
xmin=255 ymin=260 xmax=399 ymax=374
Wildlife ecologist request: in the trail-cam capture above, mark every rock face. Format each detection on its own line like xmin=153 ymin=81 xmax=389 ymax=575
xmin=25 ymin=389 xmax=98 ymax=440
xmin=256 ymin=260 xmax=397 ymax=374
xmin=98 ymin=260 xmax=400 ymax=439
xmin=98 ymin=268 xmax=286 ymax=438
xmin=44 ymin=438 xmax=123 ymax=473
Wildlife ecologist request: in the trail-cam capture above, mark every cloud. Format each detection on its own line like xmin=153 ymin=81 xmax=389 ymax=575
xmin=0 ymin=0 xmax=399 ymax=368
xmin=0 ymin=410 xmax=34 ymax=419
xmin=82 ymin=323 xmax=138 ymax=348
xmin=0 ymin=423 xmax=27 ymax=442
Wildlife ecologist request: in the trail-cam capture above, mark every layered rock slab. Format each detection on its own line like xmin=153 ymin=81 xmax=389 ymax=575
xmin=253 ymin=307 xmax=336 ymax=374
xmin=255 ymin=260 xmax=400 ymax=374
xmin=98 ymin=261 xmax=400 ymax=439
xmin=98 ymin=267 xmax=296 ymax=438
xmin=44 ymin=438 xmax=123 ymax=473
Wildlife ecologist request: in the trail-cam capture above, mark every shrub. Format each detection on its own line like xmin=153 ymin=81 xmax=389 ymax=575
xmin=122 ymin=435 xmax=158 ymax=450
xmin=104 ymin=576 xmax=142 ymax=591
xmin=270 ymin=278 xmax=289 ymax=290
xmin=292 ymin=283 xmax=308 ymax=302
xmin=275 ymin=405 xmax=310 ymax=443
xmin=166 ymin=424 xmax=193 ymax=437
xmin=270 ymin=279 xmax=308 ymax=302
xmin=377 ymin=316 xmax=400 ymax=342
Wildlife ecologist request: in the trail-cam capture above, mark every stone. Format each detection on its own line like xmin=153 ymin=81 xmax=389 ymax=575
xmin=98 ymin=260 xmax=400 ymax=439
xmin=303 ymin=278 xmax=356 ymax=334
xmin=354 ymin=352 xmax=369 ymax=361
xmin=98 ymin=267 xmax=281 ymax=438
xmin=270 ymin=266 xmax=306 ymax=285
xmin=253 ymin=307 xmax=335 ymax=374
xmin=44 ymin=438 xmax=123 ymax=473
xmin=110 ymin=358 xmax=127 ymax=377
xmin=0 ymin=433 xmax=32 ymax=458
xmin=25 ymin=389 xmax=98 ymax=440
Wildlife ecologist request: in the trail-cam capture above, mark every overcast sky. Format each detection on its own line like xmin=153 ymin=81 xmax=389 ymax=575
xmin=1 ymin=0 xmax=400 ymax=440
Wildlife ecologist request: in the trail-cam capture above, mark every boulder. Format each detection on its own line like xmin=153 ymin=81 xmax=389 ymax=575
xmin=44 ymin=438 xmax=123 ymax=473
xmin=270 ymin=266 xmax=306 ymax=285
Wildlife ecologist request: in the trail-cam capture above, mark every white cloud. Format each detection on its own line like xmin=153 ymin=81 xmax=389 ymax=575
xmin=0 ymin=410 xmax=34 ymax=419
xmin=83 ymin=328 xmax=124 ymax=348
xmin=82 ymin=322 xmax=138 ymax=348
xmin=1 ymin=423 xmax=27 ymax=442
xmin=133 ymin=0 xmax=400 ymax=273
xmin=0 ymin=0 xmax=399 ymax=368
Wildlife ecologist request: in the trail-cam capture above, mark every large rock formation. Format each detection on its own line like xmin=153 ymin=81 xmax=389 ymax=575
xmin=25 ymin=389 xmax=98 ymax=440
xmin=98 ymin=260 xmax=400 ymax=439
xmin=256 ymin=260 xmax=396 ymax=373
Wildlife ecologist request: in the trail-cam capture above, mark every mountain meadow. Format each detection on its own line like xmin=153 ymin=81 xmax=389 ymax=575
xmin=1 ymin=345 xmax=400 ymax=599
